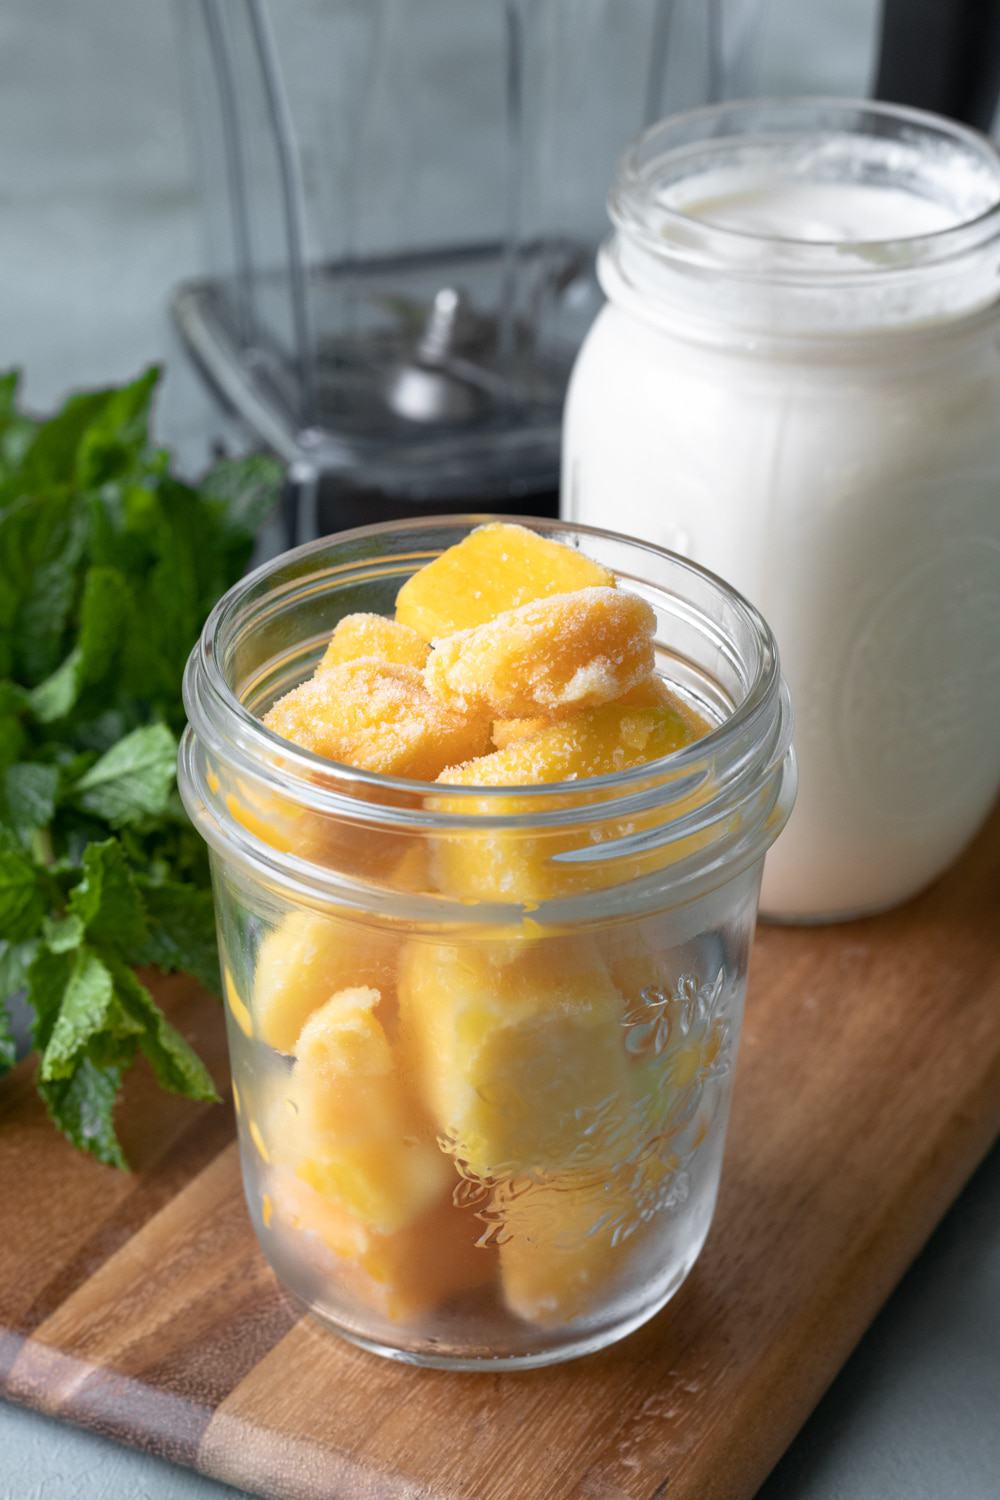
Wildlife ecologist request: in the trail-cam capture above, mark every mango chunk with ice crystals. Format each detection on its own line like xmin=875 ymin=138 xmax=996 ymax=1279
xmin=425 ymin=587 xmax=655 ymax=719
xmin=441 ymin=698 xmax=698 ymax=789
xmin=433 ymin=699 xmax=705 ymax=901
xmin=319 ymin=613 xmax=428 ymax=671
xmin=254 ymin=909 xmax=396 ymax=1053
xmin=271 ymin=1170 xmax=494 ymax=1323
xmin=292 ymin=986 xmax=450 ymax=1235
xmin=394 ymin=521 xmax=614 ymax=642
xmin=399 ymin=938 xmax=628 ymax=1179
xmin=492 ymin=673 xmax=680 ymax=749
xmin=264 ymin=659 xmax=489 ymax=779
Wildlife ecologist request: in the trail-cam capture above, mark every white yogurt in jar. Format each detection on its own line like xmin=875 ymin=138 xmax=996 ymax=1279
xmin=680 ymin=178 xmax=956 ymax=240
xmin=564 ymin=102 xmax=1000 ymax=920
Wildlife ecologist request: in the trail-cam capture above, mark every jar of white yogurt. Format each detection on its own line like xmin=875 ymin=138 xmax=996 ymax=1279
xmin=563 ymin=99 xmax=1000 ymax=921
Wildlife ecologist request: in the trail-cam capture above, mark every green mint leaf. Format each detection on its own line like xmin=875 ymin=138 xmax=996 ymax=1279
xmin=0 ymin=370 xmax=35 ymax=472
xmin=72 ymin=723 xmax=177 ymax=826
xmin=110 ymin=959 xmax=218 ymax=1102
xmin=24 ymin=943 xmax=74 ymax=1052
xmin=0 ymin=837 xmax=46 ymax=942
xmin=39 ymin=945 xmax=117 ymax=1081
xmin=30 ymin=565 xmax=131 ymax=723
xmin=0 ymin=714 xmax=27 ymax=774
xmin=0 ymin=681 xmax=30 ymax=715
xmin=19 ymin=366 xmax=159 ymax=491
xmin=1 ymin=493 xmax=89 ymax=686
xmin=0 ymin=936 xmax=38 ymax=1001
xmin=76 ymin=367 xmax=160 ymax=488
xmin=28 ymin=648 xmax=83 ymax=724
xmin=37 ymin=1057 xmax=127 ymax=1170
xmin=134 ymin=879 xmax=221 ymax=994
xmin=2 ymin=762 xmax=60 ymax=835
xmin=66 ymin=838 xmax=148 ymax=953
xmin=42 ymin=912 xmax=85 ymax=953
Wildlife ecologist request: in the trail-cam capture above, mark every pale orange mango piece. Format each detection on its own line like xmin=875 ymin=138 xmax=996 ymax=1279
xmin=425 ymin=586 xmax=655 ymax=720
xmin=440 ymin=699 xmax=700 ymax=790
xmin=290 ymin=986 xmax=449 ymax=1235
xmin=223 ymin=967 xmax=253 ymax=1039
xmin=253 ymin=909 xmax=397 ymax=1053
xmin=433 ymin=700 xmax=708 ymax=901
xmin=390 ymin=841 xmax=433 ymax=893
xmin=271 ymin=1170 xmax=494 ymax=1323
xmin=319 ymin=613 xmax=428 ymax=671
xmin=223 ymin=776 xmax=313 ymax=858
xmin=398 ymin=937 xmax=628 ymax=1179
xmin=497 ymin=1150 xmax=680 ymax=1327
xmin=264 ymin=660 xmax=489 ymax=780
xmin=394 ymin=521 xmax=614 ymax=642
xmin=491 ymin=674 xmax=679 ymax=749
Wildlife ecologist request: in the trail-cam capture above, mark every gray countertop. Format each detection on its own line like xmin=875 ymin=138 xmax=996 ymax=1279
xmin=1 ymin=1 xmax=997 ymax=1496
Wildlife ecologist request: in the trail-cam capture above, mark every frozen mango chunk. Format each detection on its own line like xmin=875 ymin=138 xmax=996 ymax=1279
xmin=433 ymin=699 xmax=706 ymax=901
xmin=498 ymin=1150 xmax=679 ymax=1327
xmin=395 ymin=521 xmax=615 ymax=641
xmin=425 ymin=587 xmax=655 ymax=719
xmin=398 ymin=938 xmax=628 ymax=1179
xmin=292 ymin=986 xmax=450 ymax=1235
xmin=224 ymin=966 xmax=253 ymax=1039
xmin=264 ymin=659 xmax=490 ymax=779
xmin=223 ymin=775 xmax=314 ymax=858
xmin=271 ymin=1170 xmax=494 ymax=1323
xmin=254 ymin=909 xmax=397 ymax=1053
xmin=319 ymin=612 xmax=428 ymax=671
xmin=490 ymin=673 xmax=679 ymax=749
xmin=441 ymin=699 xmax=698 ymax=789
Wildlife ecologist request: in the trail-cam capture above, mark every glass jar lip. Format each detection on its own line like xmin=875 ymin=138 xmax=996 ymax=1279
xmin=611 ymin=95 xmax=1000 ymax=282
xmin=185 ymin=513 xmax=784 ymax=820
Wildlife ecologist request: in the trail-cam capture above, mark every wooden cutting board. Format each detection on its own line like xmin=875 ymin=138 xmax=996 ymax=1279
xmin=2 ymin=808 xmax=999 ymax=1500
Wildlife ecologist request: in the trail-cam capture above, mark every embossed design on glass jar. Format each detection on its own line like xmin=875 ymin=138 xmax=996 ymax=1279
xmin=444 ymin=967 xmax=731 ymax=1253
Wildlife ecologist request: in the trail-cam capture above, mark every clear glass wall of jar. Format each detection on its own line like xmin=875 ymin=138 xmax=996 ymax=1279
xmin=562 ymin=100 xmax=1000 ymax=922
xmin=179 ymin=517 xmax=794 ymax=1369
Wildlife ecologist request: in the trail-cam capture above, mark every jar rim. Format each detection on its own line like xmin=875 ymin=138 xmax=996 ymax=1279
xmin=611 ymin=96 xmax=1000 ymax=286
xmin=183 ymin=514 xmax=788 ymax=822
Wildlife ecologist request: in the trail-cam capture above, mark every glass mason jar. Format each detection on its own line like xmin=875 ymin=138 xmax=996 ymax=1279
xmin=178 ymin=517 xmax=794 ymax=1369
xmin=563 ymin=99 xmax=1000 ymax=922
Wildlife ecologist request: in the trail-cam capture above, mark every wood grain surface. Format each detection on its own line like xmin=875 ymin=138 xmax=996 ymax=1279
xmin=2 ymin=808 xmax=998 ymax=1500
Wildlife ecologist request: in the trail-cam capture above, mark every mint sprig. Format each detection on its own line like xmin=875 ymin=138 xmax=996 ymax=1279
xmin=0 ymin=368 xmax=282 ymax=1166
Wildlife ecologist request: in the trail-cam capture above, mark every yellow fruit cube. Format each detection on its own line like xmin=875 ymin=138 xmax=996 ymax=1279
xmin=253 ymin=909 xmax=397 ymax=1053
xmin=291 ymin=986 xmax=450 ymax=1235
xmin=398 ymin=937 xmax=628 ymax=1179
xmin=497 ymin=1150 xmax=679 ymax=1327
xmin=441 ymin=699 xmax=699 ymax=788
xmin=433 ymin=699 xmax=707 ymax=901
xmin=319 ymin=613 xmax=428 ymax=671
xmin=425 ymin=587 xmax=655 ymax=719
xmin=490 ymin=673 xmax=675 ymax=750
xmin=271 ymin=1170 xmax=495 ymax=1322
xmin=264 ymin=659 xmax=489 ymax=780
xmin=491 ymin=678 xmax=695 ymax=756
xmin=394 ymin=521 xmax=615 ymax=642
xmin=223 ymin=776 xmax=314 ymax=858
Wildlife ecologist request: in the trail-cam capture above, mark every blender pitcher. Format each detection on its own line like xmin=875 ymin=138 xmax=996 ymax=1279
xmin=171 ymin=0 xmax=762 ymax=528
